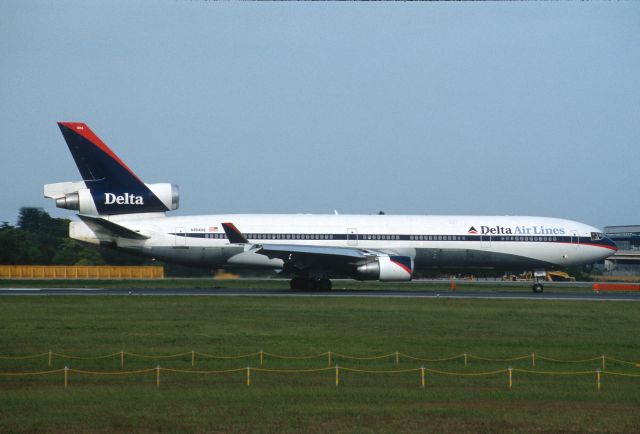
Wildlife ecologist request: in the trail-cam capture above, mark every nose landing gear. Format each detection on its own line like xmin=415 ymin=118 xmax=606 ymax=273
xmin=532 ymin=269 xmax=548 ymax=293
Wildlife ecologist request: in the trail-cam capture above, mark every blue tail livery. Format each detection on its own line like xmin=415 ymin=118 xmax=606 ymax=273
xmin=49 ymin=123 xmax=178 ymax=215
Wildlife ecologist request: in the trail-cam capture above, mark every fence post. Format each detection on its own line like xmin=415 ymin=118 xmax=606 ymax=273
xmin=192 ymin=350 xmax=195 ymax=367
xmin=464 ymin=353 xmax=468 ymax=367
xmin=121 ymin=351 xmax=124 ymax=369
xmin=596 ymin=369 xmax=601 ymax=391
xmin=396 ymin=351 xmax=399 ymax=365
xmin=335 ymin=365 xmax=339 ymax=387
xmin=328 ymin=351 xmax=332 ymax=367
xmin=421 ymin=366 xmax=425 ymax=388
xmin=508 ymin=367 xmax=513 ymax=389
xmin=49 ymin=350 xmax=52 ymax=367
xmin=260 ymin=350 xmax=263 ymax=366
xmin=64 ymin=366 xmax=68 ymax=388
xmin=601 ymin=355 xmax=606 ymax=370
xmin=156 ymin=366 xmax=160 ymax=387
xmin=246 ymin=367 xmax=251 ymax=386
xmin=532 ymin=352 xmax=535 ymax=367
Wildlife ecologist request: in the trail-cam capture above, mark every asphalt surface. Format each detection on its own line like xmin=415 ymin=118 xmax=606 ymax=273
xmin=1 ymin=287 xmax=639 ymax=301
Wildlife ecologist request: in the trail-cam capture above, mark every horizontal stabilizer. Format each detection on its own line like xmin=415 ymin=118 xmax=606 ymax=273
xmin=77 ymin=214 xmax=149 ymax=240
xmin=44 ymin=181 xmax=87 ymax=199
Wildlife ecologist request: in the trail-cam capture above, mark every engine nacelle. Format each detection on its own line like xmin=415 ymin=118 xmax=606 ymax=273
xmin=56 ymin=188 xmax=97 ymax=214
xmin=355 ymin=255 xmax=414 ymax=281
xmin=146 ymin=183 xmax=180 ymax=211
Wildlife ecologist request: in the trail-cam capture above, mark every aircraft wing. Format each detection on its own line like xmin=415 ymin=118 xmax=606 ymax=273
xmin=222 ymin=222 xmax=370 ymax=262
xmin=253 ymin=243 xmax=374 ymax=275
xmin=256 ymin=243 xmax=367 ymax=262
xmin=222 ymin=222 xmax=414 ymax=279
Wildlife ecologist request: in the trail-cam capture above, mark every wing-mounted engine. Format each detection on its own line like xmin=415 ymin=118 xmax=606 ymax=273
xmin=355 ymin=255 xmax=414 ymax=281
xmin=44 ymin=181 xmax=179 ymax=215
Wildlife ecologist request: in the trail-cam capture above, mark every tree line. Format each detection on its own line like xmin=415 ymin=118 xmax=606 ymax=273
xmin=0 ymin=207 xmax=150 ymax=266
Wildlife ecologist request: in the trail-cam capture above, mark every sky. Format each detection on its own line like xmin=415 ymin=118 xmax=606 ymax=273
xmin=1 ymin=1 xmax=638 ymax=228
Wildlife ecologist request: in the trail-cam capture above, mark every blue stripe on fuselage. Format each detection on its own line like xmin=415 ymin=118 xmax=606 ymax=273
xmin=169 ymin=232 xmax=617 ymax=250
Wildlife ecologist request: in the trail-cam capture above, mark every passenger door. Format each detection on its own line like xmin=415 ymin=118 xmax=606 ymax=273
xmin=174 ymin=227 xmax=187 ymax=247
xmin=571 ymin=230 xmax=579 ymax=249
xmin=347 ymin=228 xmax=358 ymax=246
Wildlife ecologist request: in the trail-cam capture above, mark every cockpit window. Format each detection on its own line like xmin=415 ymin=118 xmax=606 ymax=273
xmin=591 ymin=232 xmax=605 ymax=241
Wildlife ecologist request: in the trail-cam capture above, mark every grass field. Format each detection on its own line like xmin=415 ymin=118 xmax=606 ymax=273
xmin=0 ymin=294 xmax=639 ymax=432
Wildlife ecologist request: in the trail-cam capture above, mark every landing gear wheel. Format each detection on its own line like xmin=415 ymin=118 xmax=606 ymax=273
xmin=532 ymin=283 xmax=544 ymax=293
xmin=290 ymin=277 xmax=306 ymax=290
xmin=316 ymin=278 xmax=332 ymax=291
xmin=290 ymin=277 xmax=316 ymax=290
xmin=290 ymin=277 xmax=332 ymax=291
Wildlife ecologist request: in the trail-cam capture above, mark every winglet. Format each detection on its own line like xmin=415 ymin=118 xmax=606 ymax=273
xmin=222 ymin=222 xmax=249 ymax=244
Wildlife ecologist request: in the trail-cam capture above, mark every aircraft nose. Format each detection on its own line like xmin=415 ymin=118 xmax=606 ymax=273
xmin=595 ymin=237 xmax=618 ymax=261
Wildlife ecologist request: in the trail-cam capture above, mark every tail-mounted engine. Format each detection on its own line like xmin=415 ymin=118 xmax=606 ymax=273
xmin=44 ymin=181 xmax=179 ymax=215
xmin=355 ymin=255 xmax=414 ymax=281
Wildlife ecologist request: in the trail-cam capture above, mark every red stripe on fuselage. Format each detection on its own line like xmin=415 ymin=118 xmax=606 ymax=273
xmin=554 ymin=241 xmax=618 ymax=251
xmin=58 ymin=122 xmax=143 ymax=183
xmin=390 ymin=259 xmax=412 ymax=275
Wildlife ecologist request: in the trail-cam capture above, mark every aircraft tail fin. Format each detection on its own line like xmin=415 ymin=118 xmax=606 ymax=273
xmin=55 ymin=122 xmax=173 ymax=215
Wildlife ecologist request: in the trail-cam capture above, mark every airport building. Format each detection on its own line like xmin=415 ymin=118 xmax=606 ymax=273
xmin=596 ymin=225 xmax=640 ymax=277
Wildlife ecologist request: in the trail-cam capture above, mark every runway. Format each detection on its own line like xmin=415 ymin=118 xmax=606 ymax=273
xmin=1 ymin=287 xmax=639 ymax=301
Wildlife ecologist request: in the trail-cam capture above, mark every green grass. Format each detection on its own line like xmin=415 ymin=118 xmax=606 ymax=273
xmin=0 ymin=296 xmax=639 ymax=432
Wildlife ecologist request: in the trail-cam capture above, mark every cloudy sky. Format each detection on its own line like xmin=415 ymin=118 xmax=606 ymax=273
xmin=1 ymin=1 xmax=638 ymax=228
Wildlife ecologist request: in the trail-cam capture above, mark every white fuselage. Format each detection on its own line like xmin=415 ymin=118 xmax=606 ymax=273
xmin=70 ymin=213 xmax=616 ymax=273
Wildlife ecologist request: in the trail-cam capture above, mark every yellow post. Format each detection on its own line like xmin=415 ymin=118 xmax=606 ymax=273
xmin=156 ymin=366 xmax=160 ymax=387
xmin=508 ymin=367 xmax=512 ymax=389
xmin=260 ymin=350 xmax=263 ymax=366
xmin=121 ymin=351 xmax=124 ymax=369
xmin=602 ymin=355 xmax=606 ymax=370
xmin=49 ymin=350 xmax=52 ymax=367
xmin=421 ymin=367 xmax=425 ymax=388
xmin=396 ymin=351 xmax=399 ymax=365
xmin=246 ymin=367 xmax=251 ymax=386
xmin=532 ymin=352 xmax=535 ymax=367
xmin=335 ymin=365 xmax=339 ymax=387
xmin=464 ymin=353 xmax=468 ymax=367
xmin=597 ymin=369 xmax=601 ymax=391
xmin=192 ymin=350 xmax=195 ymax=367
xmin=328 ymin=351 xmax=332 ymax=367
xmin=64 ymin=366 xmax=68 ymax=388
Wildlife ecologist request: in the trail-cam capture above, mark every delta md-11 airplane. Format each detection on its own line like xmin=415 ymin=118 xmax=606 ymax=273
xmin=45 ymin=123 xmax=617 ymax=292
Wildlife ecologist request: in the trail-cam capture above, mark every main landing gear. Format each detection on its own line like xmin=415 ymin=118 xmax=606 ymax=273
xmin=532 ymin=282 xmax=544 ymax=293
xmin=290 ymin=277 xmax=332 ymax=291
